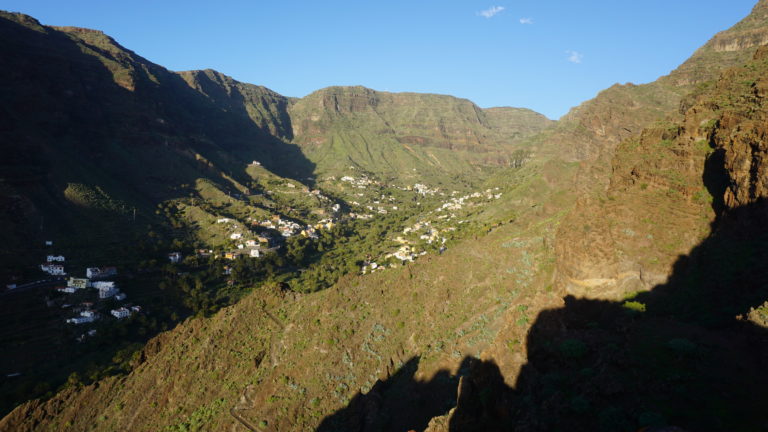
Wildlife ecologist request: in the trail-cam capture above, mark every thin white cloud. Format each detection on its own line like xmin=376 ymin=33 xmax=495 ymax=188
xmin=478 ymin=6 xmax=505 ymax=18
xmin=519 ymin=17 xmax=533 ymax=24
xmin=566 ymin=50 xmax=583 ymax=64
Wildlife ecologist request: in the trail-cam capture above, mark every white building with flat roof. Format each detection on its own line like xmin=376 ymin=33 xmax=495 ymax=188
xmin=111 ymin=307 xmax=131 ymax=319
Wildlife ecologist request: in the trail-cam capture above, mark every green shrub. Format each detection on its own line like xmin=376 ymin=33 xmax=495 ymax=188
xmin=622 ymin=301 xmax=646 ymax=313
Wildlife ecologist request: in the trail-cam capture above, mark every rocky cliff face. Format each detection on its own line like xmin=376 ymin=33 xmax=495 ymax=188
xmin=289 ymin=86 xmax=547 ymax=151
xmin=287 ymin=86 xmax=553 ymax=182
xmin=178 ymin=69 xmax=294 ymax=140
xmin=713 ymin=48 xmax=768 ymax=207
xmin=555 ymin=46 xmax=768 ymax=300
xmin=666 ymin=0 xmax=768 ymax=85
xmin=551 ymin=1 xmax=768 ymax=300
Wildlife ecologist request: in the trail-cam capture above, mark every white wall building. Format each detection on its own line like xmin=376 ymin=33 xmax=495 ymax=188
xmin=86 ymin=267 xmax=117 ymax=279
xmin=67 ymin=310 xmax=96 ymax=324
xmin=40 ymin=263 xmax=65 ymax=276
xmin=97 ymin=285 xmax=118 ymax=299
xmin=111 ymin=307 xmax=131 ymax=319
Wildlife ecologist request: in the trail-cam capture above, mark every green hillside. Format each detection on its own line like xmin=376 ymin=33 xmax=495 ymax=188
xmin=3 ymin=2 xmax=768 ymax=431
xmin=289 ymin=86 xmax=552 ymax=188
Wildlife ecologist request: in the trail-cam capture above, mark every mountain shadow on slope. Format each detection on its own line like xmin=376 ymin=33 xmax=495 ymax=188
xmin=315 ymin=194 xmax=768 ymax=432
xmin=313 ymin=355 xmax=516 ymax=432
xmin=508 ymin=198 xmax=768 ymax=431
xmin=316 ymin=356 xmax=465 ymax=432
xmin=455 ymin=128 xmax=768 ymax=430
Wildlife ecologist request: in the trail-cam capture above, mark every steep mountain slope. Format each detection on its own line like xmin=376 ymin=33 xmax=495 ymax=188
xmin=0 ymin=11 xmax=311 ymax=274
xmin=670 ymin=0 xmax=768 ymax=85
xmin=544 ymin=0 xmax=768 ymax=186
xmin=177 ymin=69 xmax=294 ymax=141
xmin=555 ymin=0 xmax=768 ymax=299
xmin=0 ymin=11 xmax=331 ymax=415
xmin=557 ymin=44 xmax=768 ymax=299
xmin=288 ymin=86 xmax=552 ymax=188
xmin=490 ymin=45 xmax=768 ymax=432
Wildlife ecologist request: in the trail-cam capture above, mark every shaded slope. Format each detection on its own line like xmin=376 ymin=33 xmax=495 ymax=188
xmin=0 ymin=12 xmax=314 ymax=275
xmin=177 ymin=69 xmax=294 ymax=140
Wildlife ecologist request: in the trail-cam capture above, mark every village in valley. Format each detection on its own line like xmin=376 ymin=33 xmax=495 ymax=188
xmin=0 ymin=163 xmax=514 ymax=403
xmin=7 ymin=165 xmax=509 ymax=304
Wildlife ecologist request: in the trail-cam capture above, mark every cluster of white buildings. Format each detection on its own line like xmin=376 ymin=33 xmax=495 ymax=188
xmin=357 ymin=186 xmax=503 ymax=276
xmin=66 ymin=309 xmax=96 ymax=325
xmin=86 ymin=266 xmax=117 ymax=280
xmin=385 ymin=245 xmax=427 ymax=263
xmin=110 ymin=305 xmax=140 ymax=319
xmin=40 ymin=255 xmax=66 ymax=276
xmin=252 ymin=215 xmax=301 ymax=237
xmin=349 ymin=212 xmax=374 ymax=220
xmin=59 ymin=278 xmax=126 ymax=301
xmin=57 ymin=266 xmax=140 ymax=326
xmin=340 ymin=174 xmax=378 ymax=189
xmin=411 ymin=183 xmax=439 ymax=196
xmin=434 ymin=188 xmax=502 ymax=214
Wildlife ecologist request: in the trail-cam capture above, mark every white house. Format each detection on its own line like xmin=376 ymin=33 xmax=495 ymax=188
xmin=96 ymin=284 xmax=118 ymax=299
xmin=45 ymin=240 xmax=53 ymax=246
xmin=57 ymin=287 xmax=77 ymax=294
xmin=92 ymin=281 xmax=115 ymax=289
xmin=245 ymin=240 xmax=257 ymax=247
xmin=111 ymin=307 xmax=131 ymax=319
xmin=40 ymin=263 xmax=65 ymax=276
xmin=217 ymin=218 xmax=231 ymax=224
xmin=67 ymin=310 xmax=96 ymax=324
xmin=86 ymin=267 xmax=117 ymax=279
xmin=230 ymin=232 xmax=243 ymax=240
xmin=250 ymin=248 xmax=261 ymax=258
xmin=47 ymin=255 xmax=65 ymax=262
xmin=168 ymin=252 xmax=182 ymax=263
xmin=115 ymin=293 xmax=127 ymax=301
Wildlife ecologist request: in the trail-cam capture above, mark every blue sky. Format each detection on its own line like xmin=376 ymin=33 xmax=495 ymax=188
xmin=1 ymin=1 xmax=759 ymax=119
